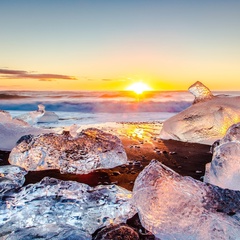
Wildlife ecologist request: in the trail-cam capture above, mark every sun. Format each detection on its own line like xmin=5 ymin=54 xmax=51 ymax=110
xmin=126 ymin=82 xmax=152 ymax=94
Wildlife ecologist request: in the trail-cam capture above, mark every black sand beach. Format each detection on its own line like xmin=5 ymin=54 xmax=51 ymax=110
xmin=0 ymin=127 xmax=212 ymax=239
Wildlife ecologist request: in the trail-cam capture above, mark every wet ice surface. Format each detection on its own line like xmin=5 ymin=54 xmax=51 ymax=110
xmin=9 ymin=128 xmax=128 ymax=174
xmin=15 ymin=104 xmax=59 ymax=125
xmin=0 ymin=110 xmax=47 ymax=151
xmin=133 ymin=160 xmax=240 ymax=240
xmin=3 ymin=224 xmax=91 ymax=240
xmin=0 ymin=165 xmax=27 ymax=194
xmin=160 ymin=81 xmax=240 ymax=144
xmin=204 ymin=123 xmax=240 ymax=190
xmin=14 ymin=104 xmax=45 ymax=125
xmin=0 ymin=177 xmax=136 ymax=237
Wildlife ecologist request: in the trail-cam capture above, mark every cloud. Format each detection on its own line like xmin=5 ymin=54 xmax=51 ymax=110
xmin=102 ymin=79 xmax=113 ymax=81
xmin=0 ymin=68 xmax=77 ymax=81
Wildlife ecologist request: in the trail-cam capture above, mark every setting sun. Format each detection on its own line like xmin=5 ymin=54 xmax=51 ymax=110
xmin=126 ymin=82 xmax=152 ymax=94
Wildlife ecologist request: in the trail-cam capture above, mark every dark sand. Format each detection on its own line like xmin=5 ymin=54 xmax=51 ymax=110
xmin=0 ymin=130 xmax=212 ymax=239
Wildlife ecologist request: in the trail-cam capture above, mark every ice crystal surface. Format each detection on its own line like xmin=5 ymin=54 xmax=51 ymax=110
xmin=9 ymin=128 xmax=127 ymax=174
xmin=0 ymin=110 xmax=46 ymax=151
xmin=160 ymin=82 xmax=240 ymax=144
xmin=0 ymin=165 xmax=27 ymax=194
xmin=15 ymin=104 xmax=59 ymax=124
xmin=0 ymin=177 xmax=136 ymax=236
xmin=204 ymin=123 xmax=240 ymax=190
xmin=133 ymin=160 xmax=240 ymax=240
xmin=2 ymin=224 xmax=91 ymax=240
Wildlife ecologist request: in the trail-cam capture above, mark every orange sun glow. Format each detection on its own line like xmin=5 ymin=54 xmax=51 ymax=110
xmin=126 ymin=82 xmax=152 ymax=94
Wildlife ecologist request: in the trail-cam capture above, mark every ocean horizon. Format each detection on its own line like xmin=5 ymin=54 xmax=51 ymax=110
xmin=1 ymin=90 xmax=239 ymax=127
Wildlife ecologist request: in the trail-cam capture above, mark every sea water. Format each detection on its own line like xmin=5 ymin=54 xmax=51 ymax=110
xmin=0 ymin=90 xmax=239 ymax=127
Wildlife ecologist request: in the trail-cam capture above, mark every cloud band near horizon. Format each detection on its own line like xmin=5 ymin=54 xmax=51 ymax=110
xmin=0 ymin=68 xmax=77 ymax=81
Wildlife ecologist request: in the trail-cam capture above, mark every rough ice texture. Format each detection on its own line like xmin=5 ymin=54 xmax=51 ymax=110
xmin=8 ymin=128 xmax=128 ymax=174
xmin=0 ymin=110 xmax=46 ymax=151
xmin=204 ymin=123 xmax=240 ymax=190
xmin=2 ymin=224 xmax=91 ymax=240
xmin=93 ymin=223 xmax=139 ymax=240
xmin=0 ymin=177 xmax=136 ymax=236
xmin=133 ymin=160 xmax=240 ymax=240
xmin=160 ymin=81 xmax=240 ymax=144
xmin=188 ymin=81 xmax=214 ymax=104
xmin=0 ymin=165 xmax=27 ymax=194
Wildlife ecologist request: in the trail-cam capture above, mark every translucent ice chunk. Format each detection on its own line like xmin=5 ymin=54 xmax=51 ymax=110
xmin=0 ymin=165 xmax=27 ymax=194
xmin=37 ymin=111 xmax=59 ymax=123
xmin=0 ymin=177 xmax=136 ymax=236
xmin=204 ymin=123 xmax=240 ymax=190
xmin=9 ymin=128 xmax=128 ymax=174
xmin=188 ymin=81 xmax=213 ymax=104
xmin=133 ymin=160 xmax=240 ymax=240
xmin=0 ymin=110 xmax=46 ymax=151
xmin=160 ymin=82 xmax=240 ymax=144
xmin=2 ymin=224 xmax=91 ymax=240
xmin=15 ymin=104 xmax=45 ymax=125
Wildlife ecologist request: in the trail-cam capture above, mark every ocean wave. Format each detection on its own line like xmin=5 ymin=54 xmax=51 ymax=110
xmin=0 ymin=100 xmax=191 ymax=113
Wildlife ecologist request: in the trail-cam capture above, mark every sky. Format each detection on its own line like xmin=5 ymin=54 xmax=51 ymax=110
xmin=0 ymin=0 xmax=240 ymax=91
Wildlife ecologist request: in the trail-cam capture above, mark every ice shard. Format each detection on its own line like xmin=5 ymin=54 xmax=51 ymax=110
xmin=0 ymin=177 xmax=136 ymax=236
xmin=2 ymin=224 xmax=91 ymax=240
xmin=133 ymin=160 xmax=240 ymax=240
xmin=204 ymin=123 xmax=240 ymax=191
xmin=0 ymin=165 xmax=27 ymax=194
xmin=15 ymin=104 xmax=59 ymax=124
xmin=14 ymin=104 xmax=45 ymax=125
xmin=0 ymin=110 xmax=46 ymax=151
xmin=160 ymin=81 xmax=240 ymax=144
xmin=8 ymin=128 xmax=128 ymax=174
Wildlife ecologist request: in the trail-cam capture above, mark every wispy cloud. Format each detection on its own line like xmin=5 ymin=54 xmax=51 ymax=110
xmin=102 ymin=79 xmax=113 ymax=82
xmin=0 ymin=68 xmax=77 ymax=81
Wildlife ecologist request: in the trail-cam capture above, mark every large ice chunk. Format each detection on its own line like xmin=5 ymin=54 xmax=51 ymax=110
xmin=133 ymin=160 xmax=240 ymax=240
xmin=0 ymin=177 xmax=136 ymax=236
xmin=0 ymin=110 xmax=46 ymax=151
xmin=15 ymin=104 xmax=59 ymax=124
xmin=204 ymin=123 xmax=240 ymax=190
xmin=8 ymin=128 xmax=128 ymax=174
xmin=0 ymin=165 xmax=27 ymax=194
xmin=2 ymin=224 xmax=91 ymax=240
xmin=160 ymin=81 xmax=240 ymax=144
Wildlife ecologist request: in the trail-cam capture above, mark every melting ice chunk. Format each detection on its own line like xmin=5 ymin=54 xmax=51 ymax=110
xmin=14 ymin=104 xmax=45 ymax=125
xmin=0 ymin=177 xmax=136 ymax=236
xmin=160 ymin=81 xmax=240 ymax=144
xmin=0 ymin=165 xmax=27 ymax=194
xmin=0 ymin=110 xmax=46 ymax=151
xmin=133 ymin=160 xmax=240 ymax=240
xmin=2 ymin=224 xmax=91 ymax=240
xmin=9 ymin=128 xmax=128 ymax=174
xmin=15 ymin=104 xmax=59 ymax=124
xmin=204 ymin=123 xmax=240 ymax=190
